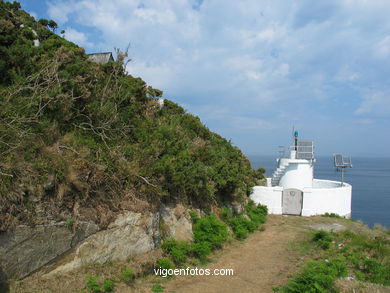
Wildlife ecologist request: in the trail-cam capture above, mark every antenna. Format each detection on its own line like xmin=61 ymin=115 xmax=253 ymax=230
xmin=333 ymin=154 xmax=352 ymax=186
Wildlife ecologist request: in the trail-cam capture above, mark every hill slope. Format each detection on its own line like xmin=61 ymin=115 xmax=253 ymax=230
xmin=0 ymin=1 xmax=263 ymax=231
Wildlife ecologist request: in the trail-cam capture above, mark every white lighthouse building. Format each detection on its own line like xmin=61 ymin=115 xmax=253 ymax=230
xmin=250 ymin=131 xmax=352 ymax=218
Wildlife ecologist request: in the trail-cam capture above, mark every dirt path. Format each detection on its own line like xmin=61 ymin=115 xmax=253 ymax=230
xmin=134 ymin=215 xmax=311 ymax=293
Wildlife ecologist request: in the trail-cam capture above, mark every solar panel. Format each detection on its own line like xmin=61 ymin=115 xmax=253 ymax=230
xmin=296 ymin=140 xmax=314 ymax=159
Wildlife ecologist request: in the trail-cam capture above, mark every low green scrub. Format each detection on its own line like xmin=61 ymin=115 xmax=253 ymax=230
xmin=86 ymin=276 xmax=116 ymax=293
xmin=161 ymin=213 xmax=228 ymax=264
xmin=312 ymin=230 xmax=333 ymax=250
xmin=322 ymin=213 xmax=342 ymax=218
xmin=278 ymin=227 xmax=390 ymax=292
xmin=277 ymin=258 xmax=347 ymax=293
xmin=193 ymin=214 xmax=228 ymax=249
xmin=222 ymin=201 xmax=267 ymax=240
xmin=228 ymin=215 xmax=256 ymax=239
xmin=161 ymin=239 xmax=190 ymax=265
xmin=160 ymin=204 xmax=267 ymax=267
xmin=155 ymin=257 xmax=174 ymax=270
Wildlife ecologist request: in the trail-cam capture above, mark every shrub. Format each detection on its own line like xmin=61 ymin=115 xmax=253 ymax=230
xmin=228 ymin=215 xmax=256 ymax=239
xmin=193 ymin=214 xmax=228 ymax=249
xmin=190 ymin=241 xmax=212 ymax=262
xmin=151 ymin=284 xmax=165 ymax=292
xmin=277 ymin=258 xmax=347 ymax=293
xmin=86 ymin=276 xmax=101 ymax=293
xmin=121 ymin=267 xmax=133 ymax=282
xmin=156 ymin=258 xmax=174 ymax=270
xmin=312 ymin=230 xmax=333 ymax=249
xmin=102 ymin=279 xmax=116 ymax=292
xmin=245 ymin=201 xmax=267 ymax=226
xmin=189 ymin=210 xmax=200 ymax=223
xmin=322 ymin=212 xmax=341 ymax=218
xmin=220 ymin=206 xmax=232 ymax=221
xmin=161 ymin=239 xmax=190 ymax=265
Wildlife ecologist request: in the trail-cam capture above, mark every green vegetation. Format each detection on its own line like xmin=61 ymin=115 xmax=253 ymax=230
xmin=277 ymin=228 xmax=390 ymax=292
xmin=312 ymin=230 xmax=333 ymax=250
xmin=160 ymin=202 xmax=267 ymax=266
xmin=85 ymin=276 xmax=116 ymax=293
xmin=221 ymin=201 xmax=267 ymax=239
xmin=278 ymin=258 xmax=347 ymax=293
xmin=151 ymin=284 xmax=165 ymax=292
xmin=0 ymin=1 xmax=263 ymax=231
xmin=155 ymin=258 xmax=174 ymax=270
xmin=322 ymin=213 xmax=342 ymax=218
xmin=121 ymin=267 xmax=133 ymax=283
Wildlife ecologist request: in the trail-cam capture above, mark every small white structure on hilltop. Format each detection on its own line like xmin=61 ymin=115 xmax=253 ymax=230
xmin=250 ymin=131 xmax=352 ymax=218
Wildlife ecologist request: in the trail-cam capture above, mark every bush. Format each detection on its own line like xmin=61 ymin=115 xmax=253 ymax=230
xmin=193 ymin=214 xmax=228 ymax=249
xmin=312 ymin=230 xmax=333 ymax=249
xmin=86 ymin=276 xmax=101 ymax=293
xmin=245 ymin=201 xmax=267 ymax=226
xmin=220 ymin=206 xmax=232 ymax=221
xmin=161 ymin=239 xmax=190 ymax=265
xmin=278 ymin=258 xmax=347 ymax=293
xmin=151 ymin=284 xmax=165 ymax=292
xmin=155 ymin=258 xmax=174 ymax=270
xmin=190 ymin=241 xmax=212 ymax=262
xmin=228 ymin=215 xmax=256 ymax=239
xmin=102 ymin=279 xmax=116 ymax=292
xmin=121 ymin=267 xmax=133 ymax=282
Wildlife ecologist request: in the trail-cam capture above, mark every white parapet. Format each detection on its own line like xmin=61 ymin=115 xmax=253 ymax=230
xmin=302 ymin=179 xmax=352 ymax=218
xmin=250 ymin=185 xmax=283 ymax=214
xmin=250 ymin=178 xmax=352 ymax=218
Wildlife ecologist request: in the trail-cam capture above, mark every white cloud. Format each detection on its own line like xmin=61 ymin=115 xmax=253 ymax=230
xmin=355 ymin=91 xmax=390 ymax=116
xmin=44 ymin=0 xmax=390 ymax=155
xmin=64 ymin=27 xmax=94 ymax=49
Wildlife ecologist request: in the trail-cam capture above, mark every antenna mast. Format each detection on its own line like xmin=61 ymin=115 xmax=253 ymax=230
xmin=333 ymin=154 xmax=352 ymax=186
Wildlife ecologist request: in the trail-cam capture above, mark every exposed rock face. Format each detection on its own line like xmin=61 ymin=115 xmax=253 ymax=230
xmin=0 ymin=204 xmax=194 ymax=280
xmin=0 ymin=221 xmax=99 ymax=280
xmin=160 ymin=204 xmax=193 ymax=242
xmin=46 ymin=211 xmax=160 ymax=276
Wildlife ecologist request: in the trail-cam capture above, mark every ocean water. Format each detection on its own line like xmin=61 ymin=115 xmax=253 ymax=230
xmin=249 ymin=155 xmax=390 ymax=229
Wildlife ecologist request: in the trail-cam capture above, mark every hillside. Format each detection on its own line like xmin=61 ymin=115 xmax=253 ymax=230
xmin=0 ymin=1 xmax=264 ymax=232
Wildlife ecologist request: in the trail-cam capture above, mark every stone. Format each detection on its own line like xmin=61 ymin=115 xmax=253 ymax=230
xmin=0 ymin=221 xmax=98 ymax=280
xmin=159 ymin=204 xmax=193 ymax=242
xmin=46 ymin=211 xmax=160 ymax=276
xmin=310 ymin=223 xmax=346 ymax=232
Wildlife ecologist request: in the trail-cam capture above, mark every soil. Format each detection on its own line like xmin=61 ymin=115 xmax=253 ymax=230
xmin=131 ymin=215 xmax=314 ymax=293
xmin=10 ymin=215 xmax=389 ymax=293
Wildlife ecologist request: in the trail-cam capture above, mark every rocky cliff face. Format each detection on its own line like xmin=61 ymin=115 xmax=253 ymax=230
xmin=0 ymin=204 xmax=193 ymax=280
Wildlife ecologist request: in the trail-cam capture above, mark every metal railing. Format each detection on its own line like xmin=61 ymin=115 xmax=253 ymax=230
xmin=278 ymin=140 xmax=314 ymax=160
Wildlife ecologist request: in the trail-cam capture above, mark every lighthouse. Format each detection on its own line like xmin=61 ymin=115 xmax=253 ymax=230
xmin=250 ymin=131 xmax=352 ymax=218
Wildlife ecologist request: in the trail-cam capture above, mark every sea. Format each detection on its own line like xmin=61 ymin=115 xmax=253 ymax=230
xmin=249 ymin=155 xmax=390 ymax=229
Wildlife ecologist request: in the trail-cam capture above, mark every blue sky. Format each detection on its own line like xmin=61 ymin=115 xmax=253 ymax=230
xmin=17 ymin=0 xmax=390 ymax=157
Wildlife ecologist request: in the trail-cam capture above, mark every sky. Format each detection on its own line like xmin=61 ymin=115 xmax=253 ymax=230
xmin=16 ymin=0 xmax=390 ymax=158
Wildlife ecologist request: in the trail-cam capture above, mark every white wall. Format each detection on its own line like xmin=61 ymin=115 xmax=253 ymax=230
xmin=279 ymin=159 xmax=313 ymax=189
xmin=251 ymin=179 xmax=352 ymax=218
xmin=250 ymin=185 xmax=283 ymax=214
xmin=302 ymin=179 xmax=352 ymax=218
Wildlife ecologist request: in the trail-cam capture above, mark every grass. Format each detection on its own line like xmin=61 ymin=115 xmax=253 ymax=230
xmin=277 ymin=224 xmax=390 ymax=292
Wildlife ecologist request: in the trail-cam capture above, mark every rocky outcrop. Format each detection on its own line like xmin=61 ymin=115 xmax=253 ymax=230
xmin=0 ymin=221 xmax=99 ymax=280
xmin=160 ymin=204 xmax=193 ymax=242
xmin=46 ymin=211 xmax=160 ymax=276
xmin=0 ymin=204 xmax=194 ymax=280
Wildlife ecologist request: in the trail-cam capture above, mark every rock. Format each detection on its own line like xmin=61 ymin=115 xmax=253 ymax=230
xmin=232 ymin=204 xmax=243 ymax=215
xmin=45 ymin=211 xmax=160 ymax=276
xmin=310 ymin=223 xmax=346 ymax=232
xmin=159 ymin=204 xmax=193 ymax=242
xmin=0 ymin=221 xmax=98 ymax=280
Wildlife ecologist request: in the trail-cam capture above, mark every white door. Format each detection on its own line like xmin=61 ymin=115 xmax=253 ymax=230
xmin=282 ymin=188 xmax=303 ymax=215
